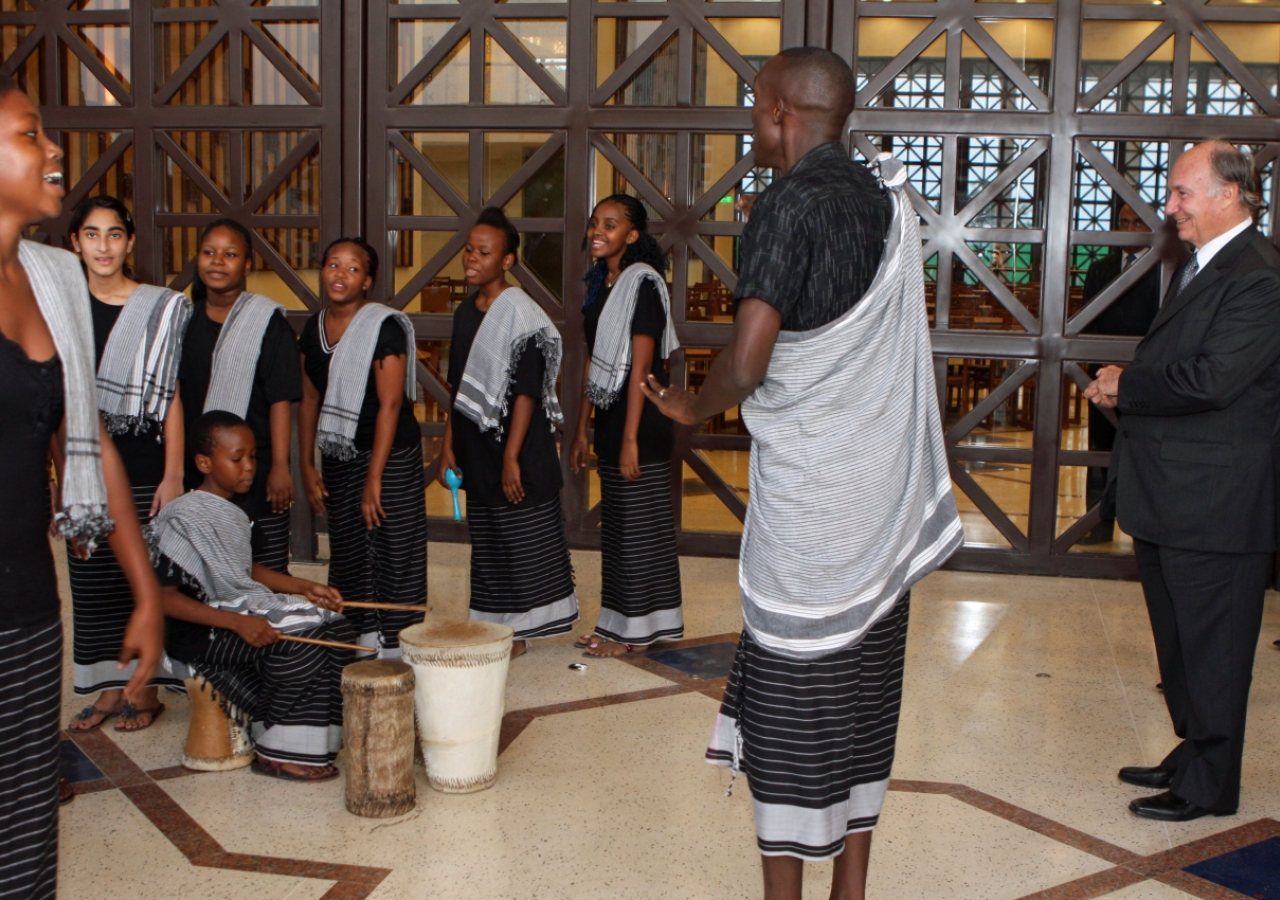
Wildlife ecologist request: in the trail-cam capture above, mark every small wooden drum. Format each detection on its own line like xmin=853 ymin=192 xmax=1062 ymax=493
xmin=341 ymin=660 xmax=416 ymax=818
xmin=182 ymin=676 xmax=254 ymax=771
xmin=399 ymin=620 xmax=513 ymax=794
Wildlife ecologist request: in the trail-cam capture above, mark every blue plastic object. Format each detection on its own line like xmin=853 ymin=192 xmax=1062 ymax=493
xmin=444 ymin=468 xmax=463 ymax=520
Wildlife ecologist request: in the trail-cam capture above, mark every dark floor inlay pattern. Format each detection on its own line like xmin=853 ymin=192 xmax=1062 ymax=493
xmin=645 ymin=642 xmax=737 ymax=680
xmin=1185 ymin=836 xmax=1280 ymax=898
xmin=60 ymin=736 xmax=104 ymax=784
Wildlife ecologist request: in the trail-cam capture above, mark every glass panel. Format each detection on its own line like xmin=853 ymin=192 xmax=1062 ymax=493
xmin=257 ymin=21 xmax=320 ymax=89
xmin=1079 ymin=20 xmax=1162 ymax=98
xmin=1068 ymin=239 xmax=1161 ymax=335
xmin=61 ymin=132 xmax=132 ymax=207
xmin=957 ymin=136 xmax=1043 ymax=228
xmin=484 ymin=132 xmax=553 ymax=200
xmin=503 ymin=20 xmax=567 ymax=88
xmin=156 ymin=0 xmax=218 ymax=7
xmin=682 ymin=457 xmax=746 ymax=535
xmin=864 ymin=134 xmax=943 ymax=211
xmin=972 ymin=19 xmax=1052 ymax=92
xmin=245 ymin=36 xmax=305 ymax=104
xmin=502 ymin=146 xmax=564 ymax=218
xmin=599 ymin=20 xmax=678 ymax=105
xmin=63 ymin=25 xmax=130 ymax=106
xmin=1073 ymin=140 xmax=1170 ymax=227
xmin=949 ymin=249 xmax=1038 ymax=333
xmin=695 ymin=18 xmax=778 ymax=107
xmin=247 ymin=132 xmax=320 ymax=213
xmin=1187 ymin=35 xmax=1271 ymax=115
xmin=161 ymin=226 xmax=204 ymax=287
xmin=2 ymin=26 xmax=42 ymax=103
xmin=947 ymin=359 xmax=1037 ymax=446
xmin=397 ymin=23 xmax=468 ymax=104
xmin=518 ymin=232 xmax=563 ymax=301
xmin=485 ymin=33 xmax=549 ymax=104
xmin=391 ymin=146 xmax=453 ymax=217
xmin=251 ymin=228 xmax=319 ymax=309
xmin=608 ymin=132 xmax=676 ymax=210
xmin=160 ymin=131 xmax=232 ymax=211
xmin=1089 ymin=35 xmax=1175 ymax=114
xmin=1205 ymin=23 xmax=1280 ymax=99
xmin=390 ymin=231 xmax=467 ymax=309
xmin=1060 ymin=466 xmax=1135 ymax=553
xmin=402 ymin=131 xmax=469 ymax=203
xmin=869 ymin=33 xmax=946 ymax=109
xmin=960 ymin=33 xmax=1034 ymax=111
xmin=157 ymin=28 xmax=230 ymax=104
xmin=856 ymin=18 xmax=933 ymax=93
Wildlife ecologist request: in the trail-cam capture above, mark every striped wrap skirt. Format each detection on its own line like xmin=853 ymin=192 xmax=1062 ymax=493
xmin=595 ymin=461 xmax=683 ymax=646
xmin=69 ymin=482 xmax=185 ymax=694
xmin=467 ymin=495 xmax=578 ymax=640
xmin=250 ymin=508 xmax=292 ymax=575
xmin=189 ymin=618 xmax=355 ymax=766
xmin=0 ymin=620 xmax=61 ymax=900
xmin=707 ymin=595 xmax=910 ymax=860
xmin=324 ymin=444 xmax=428 ymax=658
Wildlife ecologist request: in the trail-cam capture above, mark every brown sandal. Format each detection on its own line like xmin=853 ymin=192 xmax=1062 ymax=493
xmin=251 ymin=758 xmax=340 ymax=782
xmin=68 ymin=703 xmax=120 ymax=733
xmin=115 ymin=701 xmax=165 ymax=732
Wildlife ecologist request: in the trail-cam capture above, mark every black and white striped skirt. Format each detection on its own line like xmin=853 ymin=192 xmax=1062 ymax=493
xmin=468 ymin=495 xmax=578 ymax=640
xmin=69 ymin=483 xmax=185 ymax=695
xmin=0 ymin=619 xmax=61 ymax=900
xmin=595 ymin=461 xmax=683 ymax=646
xmin=706 ymin=595 xmax=910 ymax=860
xmin=189 ymin=618 xmax=354 ymax=766
xmin=250 ymin=508 xmax=291 ymax=575
xmin=324 ymin=444 xmax=427 ymax=657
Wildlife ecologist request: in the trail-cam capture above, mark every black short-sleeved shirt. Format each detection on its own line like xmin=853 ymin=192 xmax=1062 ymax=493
xmin=298 ymin=312 xmax=420 ymax=454
xmin=447 ymin=295 xmax=563 ymax=508
xmin=734 ymin=142 xmax=893 ymax=332
xmin=583 ymin=279 xmax=673 ymax=465
xmin=178 ymin=300 xmax=303 ymax=514
xmin=155 ymin=553 xmax=214 ymax=662
xmin=90 ymin=294 xmax=166 ymax=487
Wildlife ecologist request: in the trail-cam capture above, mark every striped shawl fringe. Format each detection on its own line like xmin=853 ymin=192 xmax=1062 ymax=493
xmin=584 ymin=263 xmax=679 ymax=409
xmin=97 ymin=284 xmax=191 ymax=435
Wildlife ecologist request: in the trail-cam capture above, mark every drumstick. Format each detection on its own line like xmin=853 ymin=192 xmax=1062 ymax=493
xmin=277 ymin=634 xmax=375 ymax=653
xmin=342 ymin=601 xmax=431 ymax=612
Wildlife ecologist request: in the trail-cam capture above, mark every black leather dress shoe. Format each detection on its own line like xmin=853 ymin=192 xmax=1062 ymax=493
xmin=1129 ymin=791 xmax=1229 ymax=821
xmin=1119 ymin=766 xmax=1174 ymax=788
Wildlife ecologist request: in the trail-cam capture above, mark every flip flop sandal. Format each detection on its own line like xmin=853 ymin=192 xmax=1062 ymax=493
xmin=573 ymin=634 xmax=600 ymax=649
xmin=583 ymin=642 xmax=637 ymax=658
xmin=69 ymin=703 xmax=120 ymax=733
xmin=115 ymin=701 xmax=165 ymax=732
xmin=251 ymin=758 xmax=340 ymax=782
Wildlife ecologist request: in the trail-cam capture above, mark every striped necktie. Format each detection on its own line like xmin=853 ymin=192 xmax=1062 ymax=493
xmin=1177 ymin=256 xmax=1199 ymax=295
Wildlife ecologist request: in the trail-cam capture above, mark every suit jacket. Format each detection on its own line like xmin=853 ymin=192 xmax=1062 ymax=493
xmin=1109 ymin=227 xmax=1280 ymax=553
xmin=1080 ymin=250 xmax=1162 ymax=337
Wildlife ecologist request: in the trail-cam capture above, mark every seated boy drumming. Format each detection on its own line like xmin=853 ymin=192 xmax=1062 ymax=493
xmin=152 ymin=410 xmax=354 ymax=781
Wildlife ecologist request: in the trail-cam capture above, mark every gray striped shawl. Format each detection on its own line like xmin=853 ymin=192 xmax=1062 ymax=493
xmin=316 ymin=303 xmax=416 ymax=460
xmin=584 ymin=263 xmax=679 ymax=409
xmin=19 ymin=240 xmax=114 ymax=550
xmin=202 ymin=291 xmax=283 ymax=417
xmin=737 ymin=156 xmax=963 ymax=661
xmin=97 ymin=284 xmax=191 ymax=435
xmin=453 ymin=286 xmax=564 ymax=435
xmin=151 ymin=490 xmax=336 ymax=632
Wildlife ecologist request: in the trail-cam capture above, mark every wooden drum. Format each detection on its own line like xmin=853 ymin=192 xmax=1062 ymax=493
xmin=399 ymin=620 xmax=513 ymax=794
xmin=341 ymin=660 xmax=416 ymax=818
xmin=182 ymin=676 xmax=254 ymax=771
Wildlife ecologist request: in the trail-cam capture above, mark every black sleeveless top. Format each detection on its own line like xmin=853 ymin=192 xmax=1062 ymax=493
xmin=0 ymin=335 xmax=65 ymax=627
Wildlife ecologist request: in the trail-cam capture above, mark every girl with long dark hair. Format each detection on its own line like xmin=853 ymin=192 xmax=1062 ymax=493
xmin=176 ymin=218 xmax=302 ymax=573
xmin=298 ymin=238 xmax=426 ymax=658
xmin=568 ymin=193 xmax=683 ymax=656
xmin=0 ymin=74 xmax=163 ymax=897
xmin=64 ymin=194 xmax=190 ymax=733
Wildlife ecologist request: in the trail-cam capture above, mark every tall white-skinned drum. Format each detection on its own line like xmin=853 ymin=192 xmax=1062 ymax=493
xmin=398 ymin=620 xmax=513 ymax=793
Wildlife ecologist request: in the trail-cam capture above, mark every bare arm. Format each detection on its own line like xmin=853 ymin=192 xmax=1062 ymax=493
xmin=297 ymin=353 xmax=325 ymax=512
xmin=568 ymin=354 xmax=593 ymax=474
xmin=265 ymin=399 xmax=294 ymax=513
xmin=152 ymin=393 xmax=186 ymax=514
xmin=618 ymin=334 xmax=655 ymax=480
xmin=362 ymin=353 xmax=407 ymax=529
xmin=502 ymin=394 xmax=536 ymax=503
xmin=161 ymin=585 xmax=279 ymax=648
xmin=641 ymin=298 xmax=782 ymax=424
xmin=437 ymin=410 xmax=456 ymax=487
xmin=251 ymin=562 xmax=343 ymax=610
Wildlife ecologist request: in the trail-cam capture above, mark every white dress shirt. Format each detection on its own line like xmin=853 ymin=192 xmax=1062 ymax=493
xmin=1195 ymin=216 xmax=1253 ymax=271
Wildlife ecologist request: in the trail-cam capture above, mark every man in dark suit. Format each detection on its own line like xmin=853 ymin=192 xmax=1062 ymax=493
xmin=1079 ymin=203 xmax=1162 ymax=545
xmin=1086 ymin=141 xmax=1280 ymax=822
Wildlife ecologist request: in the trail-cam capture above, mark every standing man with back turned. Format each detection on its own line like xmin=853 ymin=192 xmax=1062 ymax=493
xmin=1086 ymin=141 xmax=1280 ymax=821
xmin=643 ymin=48 xmax=962 ymax=900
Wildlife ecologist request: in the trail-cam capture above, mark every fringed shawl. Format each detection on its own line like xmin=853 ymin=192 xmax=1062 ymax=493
xmin=203 ymin=291 xmax=284 ymax=417
xmin=453 ymin=287 xmax=564 ymax=436
xmin=316 ymin=303 xmax=416 ymax=460
xmin=150 ymin=490 xmax=337 ymax=633
xmin=96 ymin=284 xmax=191 ymax=435
xmin=19 ymin=240 xmax=114 ymax=551
xmin=736 ymin=155 xmax=963 ymax=661
xmin=584 ymin=263 xmax=679 ymax=409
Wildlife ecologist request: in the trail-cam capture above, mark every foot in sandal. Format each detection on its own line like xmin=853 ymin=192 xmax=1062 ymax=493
xmin=251 ymin=758 xmax=340 ymax=782
xmin=68 ymin=689 xmax=123 ymax=732
xmin=116 ymin=699 xmax=165 ymax=732
xmin=510 ymin=639 xmax=528 ymax=660
xmin=584 ymin=640 xmax=639 ymax=658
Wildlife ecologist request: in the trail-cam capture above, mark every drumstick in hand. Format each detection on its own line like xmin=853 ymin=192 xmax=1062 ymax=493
xmin=342 ymin=601 xmax=431 ymax=613
xmin=278 ymin=634 xmax=375 ymax=654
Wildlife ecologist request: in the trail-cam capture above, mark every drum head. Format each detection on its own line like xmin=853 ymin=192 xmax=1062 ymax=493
xmin=343 ymin=659 xmax=414 ymax=685
xmin=399 ymin=620 xmax=513 ymax=650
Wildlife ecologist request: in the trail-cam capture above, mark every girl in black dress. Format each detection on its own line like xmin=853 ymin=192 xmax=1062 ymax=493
xmin=569 ymin=194 xmax=683 ymax=657
xmin=298 ymin=238 xmax=426 ymax=658
xmin=177 ymin=219 xmax=303 ymax=573
xmin=65 ymin=195 xmax=189 ymax=733
xmin=438 ymin=208 xmax=577 ymax=658
xmin=0 ymin=75 xmax=163 ymax=899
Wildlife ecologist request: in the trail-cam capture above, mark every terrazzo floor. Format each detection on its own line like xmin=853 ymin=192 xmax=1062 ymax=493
xmin=54 ymin=542 xmax=1280 ymax=899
